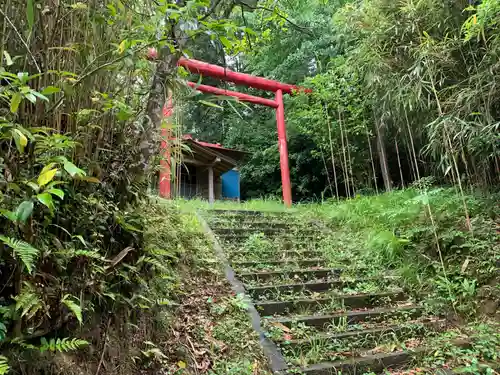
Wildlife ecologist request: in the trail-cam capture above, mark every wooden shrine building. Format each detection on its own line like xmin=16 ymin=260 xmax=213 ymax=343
xmin=173 ymin=135 xmax=246 ymax=202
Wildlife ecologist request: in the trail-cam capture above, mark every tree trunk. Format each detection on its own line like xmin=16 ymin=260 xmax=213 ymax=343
xmin=395 ymin=135 xmax=404 ymax=188
xmin=365 ymin=124 xmax=378 ymax=194
xmin=375 ymin=119 xmax=392 ymax=192
xmin=324 ymin=104 xmax=339 ymax=200
xmin=338 ymin=109 xmax=351 ymax=197
xmin=141 ymin=51 xmax=180 ymax=171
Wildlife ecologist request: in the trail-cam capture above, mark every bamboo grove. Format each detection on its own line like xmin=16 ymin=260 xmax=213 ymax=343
xmin=185 ymin=0 xmax=500 ymax=200
xmin=0 ymin=0 xmax=255 ymax=372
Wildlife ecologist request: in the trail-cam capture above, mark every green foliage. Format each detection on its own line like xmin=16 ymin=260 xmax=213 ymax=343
xmin=367 ymin=230 xmax=409 ymax=266
xmin=0 ymin=236 xmax=39 ymax=273
xmin=22 ymin=337 xmax=90 ymax=353
xmin=13 ymin=282 xmax=43 ymax=320
xmin=424 ymin=322 xmax=499 ymax=372
xmin=61 ymin=295 xmax=83 ymax=325
xmin=0 ymin=356 xmax=9 ymax=375
xmin=39 ymin=337 xmax=88 ymax=353
xmin=0 ymin=0 xmax=252 ymax=373
xmin=184 ymin=0 xmax=500 ymax=200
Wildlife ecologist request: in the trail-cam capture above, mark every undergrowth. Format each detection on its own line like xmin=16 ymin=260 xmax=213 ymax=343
xmin=1 ymin=199 xmax=269 ymax=374
xmin=152 ymin=199 xmax=270 ymax=375
xmin=307 ymin=187 xmax=499 ymax=319
xmin=302 ymin=186 xmax=499 ymax=372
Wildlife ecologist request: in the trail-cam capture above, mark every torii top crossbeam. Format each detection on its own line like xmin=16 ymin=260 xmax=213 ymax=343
xmin=178 ymin=58 xmax=311 ymax=95
xmin=159 ymin=58 xmax=311 ymax=207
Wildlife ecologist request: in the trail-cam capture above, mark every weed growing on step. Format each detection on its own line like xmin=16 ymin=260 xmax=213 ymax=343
xmin=174 ymin=197 xmax=291 ymax=212
xmin=419 ymin=321 xmax=499 ymax=374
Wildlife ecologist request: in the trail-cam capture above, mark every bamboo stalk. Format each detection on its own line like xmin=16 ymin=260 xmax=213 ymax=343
xmin=338 ymin=108 xmax=350 ymax=197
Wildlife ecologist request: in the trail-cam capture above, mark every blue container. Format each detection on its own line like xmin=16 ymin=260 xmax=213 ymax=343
xmin=221 ymin=169 xmax=240 ymax=200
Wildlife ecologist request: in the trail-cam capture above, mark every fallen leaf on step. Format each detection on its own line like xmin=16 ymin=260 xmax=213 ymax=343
xmin=461 ymin=257 xmax=470 ymax=273
xmin=272 ymin=322 xmax=291 ymax=332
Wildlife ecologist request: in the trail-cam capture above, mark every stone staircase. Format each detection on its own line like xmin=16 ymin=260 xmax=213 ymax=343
xmin=204 ymin=209 xmax=449 ymax=375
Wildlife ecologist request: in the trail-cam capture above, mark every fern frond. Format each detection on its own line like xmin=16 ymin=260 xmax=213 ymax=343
xmin=14 ymin=283 xmax=42 ymax=319
xmin=0 ymin=235 xmax=39 ymax=273
xmin=61 ymin=295 xmax=83 ymax=324
xmin=0 ymin=321 xmax=6 ymax=342
xmin=39 ymin=337 xmax=88 ymax=353
xmin=73 ymin=249 xmax=103 ymax=260
xmin=0 ymin=355 xmax=9 ymax=375
xmin=139 ymin=256 xmax=168 ymax=271
xmin=11 ymin=338 xmax=37 ymax=350
xmin=155 ymin=299 xmax=170 ymax=306
xmin=147 ymin=248 xmax=178 ymax=259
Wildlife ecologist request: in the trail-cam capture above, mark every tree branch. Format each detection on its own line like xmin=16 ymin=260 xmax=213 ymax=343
xmin=200 ymin=0 xmax=223 ymax=21
xmin=238 ymin=1 xmax=312 ymax=35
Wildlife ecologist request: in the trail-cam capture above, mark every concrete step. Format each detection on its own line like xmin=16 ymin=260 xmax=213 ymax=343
xmin=230 ymin=249 xmax=324 ymax=259
xmin=246 ymin=280 xmax=338 ymax=298
xmin=213 ymin=227 xmax=321 ymax=235
xmin=282 ymin=348 xmax=423 ymax=375
xmin=229 ymin=248 xmax=323 ymax=258
xmin=209 ymin=221 xmax=292 ymax=229
xmin=282 ymin=339 xmax=471 ymax=375
xmin=238 ymin=268 xmax=343 ymax=283
xmin=256 ymin=291 xmax=406 ymax=316
xmin=217 ymin=234 xmax=322 ymax=242
xmin=233 ymin=258 xmax=326 ymax=271
xmin=278 ymin=319 xmax=446 ymax=348
xmin=223 ymin=240 xmax=324 ymax=252
xmin=209 ymin=209 xmax=289 ymax=216
xmin=268 ymin=305 xmax=424 ymax=329
xmin=246 ymin=277 xmax=398 ymax=298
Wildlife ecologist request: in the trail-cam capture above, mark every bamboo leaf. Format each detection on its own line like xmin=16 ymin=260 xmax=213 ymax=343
xmin=25 ymin=93 xmax=36 ymax=103
xmin=27 ymin=0 xmax=34 ymax=31
xmin=41 ymin=86 xmax=60 ymax=95
xmin=219 ymin=36 xmax=232 ymax=50
xmin=0 ymin=209 xmax=17 ymax=222
xmin=37 ymin=168 xmax=58 ymax=187
xmin=37 ymin=192 xmax=54 ymax=211
xmin=3 ymin=51 xmax=13 ymax=66
xmin=25 ymin=181 xmax=40 ymax=192
xmin=11 ymin=129 xmax=28 ymax=153
xmin=63 ymin=160 xmax=86 ymax=177
xmin=198 ymin=100 xmax=223 ymax=109
xmin=41 ymin=163 xmax=57 ymax=174
xmin=15 ymin=200 xmax=34 ymax=223
xmin=10 ymin=93 xmax=22 ymax=113
xmin=32 ymin=91 xmax=49 ymax=102
xmin=118 ymin=40 xmax=127 ymax=54
xmin=46 ymin=188 xmax=64 ymax=199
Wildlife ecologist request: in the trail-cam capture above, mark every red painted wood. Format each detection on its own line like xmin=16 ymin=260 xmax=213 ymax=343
xmin=179 ymin=58 xmax=311 ymax=94
xmin=159 ymin=96 xmax=173 ymax=198
xmin=275 ymin=89 xmax=292 ymax=207
xmin=187 ymin=82 xmax=278 ymax=108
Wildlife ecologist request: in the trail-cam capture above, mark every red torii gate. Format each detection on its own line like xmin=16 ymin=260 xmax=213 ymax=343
xmin=159 ymin=58 xmax=311 ymax=207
